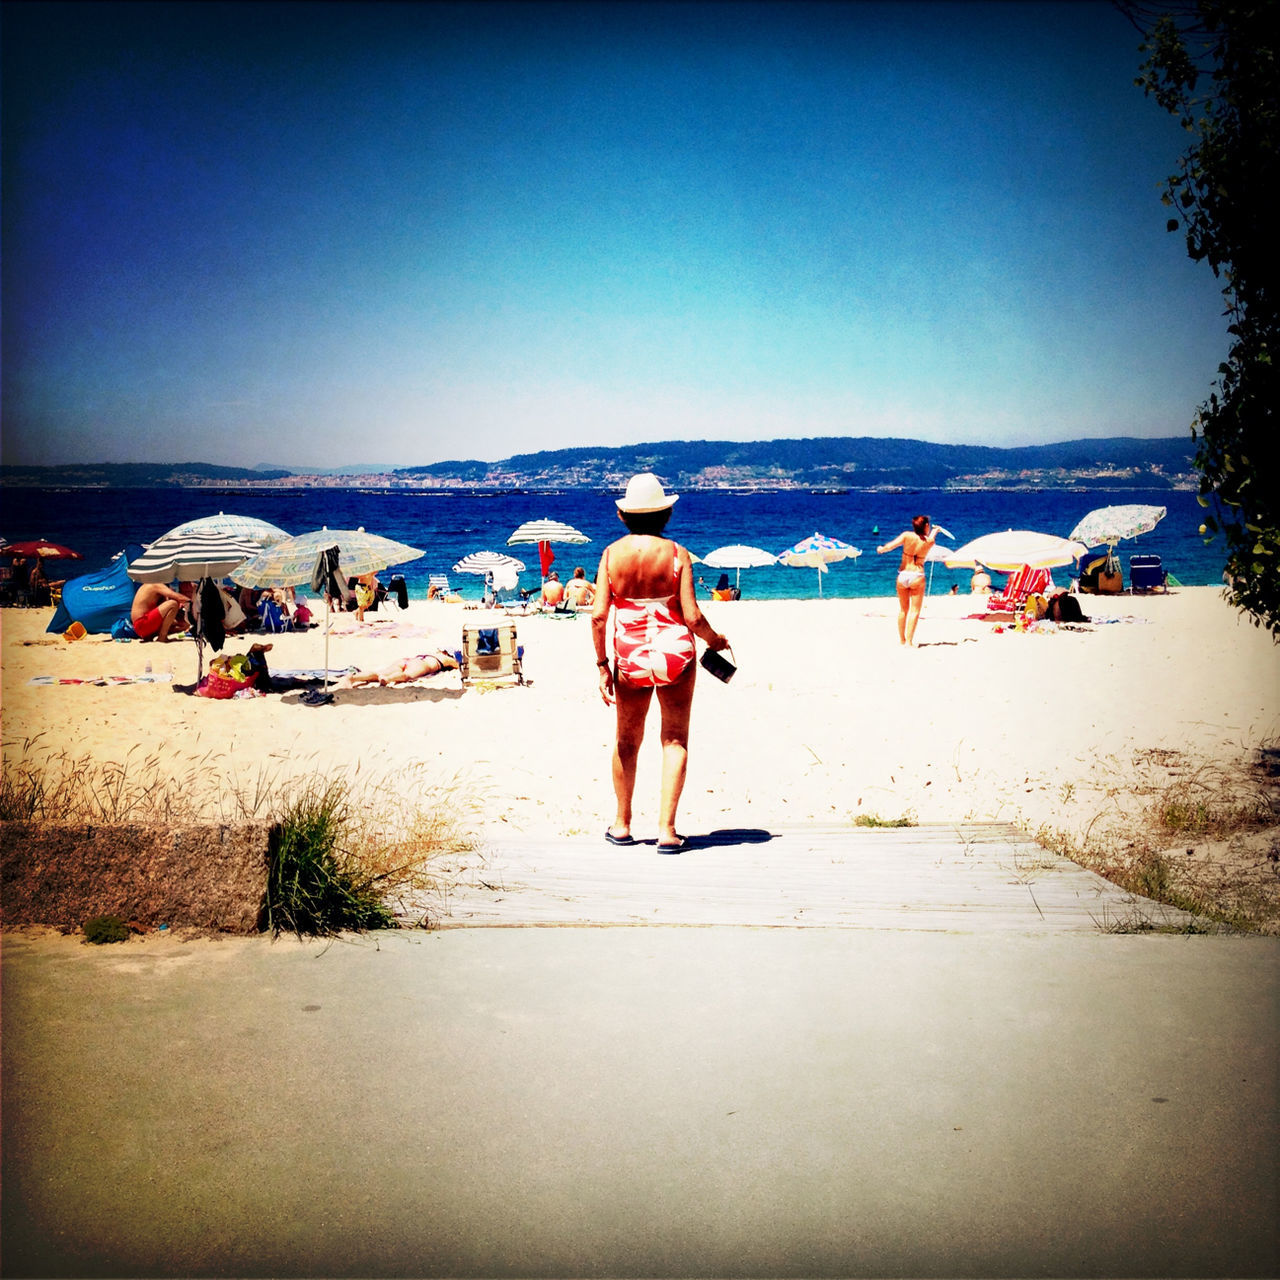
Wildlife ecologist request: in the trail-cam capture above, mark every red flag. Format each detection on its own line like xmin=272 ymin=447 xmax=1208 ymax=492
xmin=538 ymin=540 xmax=555 ymax=577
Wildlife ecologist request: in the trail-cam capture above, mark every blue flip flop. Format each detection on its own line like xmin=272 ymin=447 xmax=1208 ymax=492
xmin=656 ymin=837 xmax=686 ymax=854
xmin=605 ymin=829 xmax=636 ymax=847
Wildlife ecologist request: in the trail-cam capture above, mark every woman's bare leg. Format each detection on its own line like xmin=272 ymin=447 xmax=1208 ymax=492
xmin=654 ymin=664 xmax=697 ymax=844
xmin=611 ymin=682 xmax=653 ymax=839
xmin=895 ymin=582 xmax=911 ymax=644
xmin=905 ymin=581 xmax=927 ymax=646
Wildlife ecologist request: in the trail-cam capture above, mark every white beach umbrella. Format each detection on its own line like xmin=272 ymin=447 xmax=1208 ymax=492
xmin=163 ymin=513 xmax=292 ymax=547
xmin=943 ymin=529 xmax=1087 ymax=573
xmin=1069 ymin=504 xmax=1167 ymax=550
xmin=777 ymin=532 xmax=861 ymax=597
xmin=701 ymin=544 xmax=778 ymax=589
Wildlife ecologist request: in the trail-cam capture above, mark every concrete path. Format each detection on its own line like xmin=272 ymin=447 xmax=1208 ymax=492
xmin=3 ymin=825 xmax=1277 ymax=1278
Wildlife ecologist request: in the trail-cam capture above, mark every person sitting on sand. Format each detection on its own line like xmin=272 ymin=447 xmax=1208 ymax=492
xmin=354 ymin=572 xmax=380 ymax=622
xmin=336 ymin=649 xmax=460 ymax=689
xmin=130 ymin=580 xmax=193 ymax=642
xmin=562 ymin=566 xmax=595 ymax=608
xmin=971 ymin=567 xmax=992 ymax=594
xmin=541 ymin=571 xmax=565 ymax=608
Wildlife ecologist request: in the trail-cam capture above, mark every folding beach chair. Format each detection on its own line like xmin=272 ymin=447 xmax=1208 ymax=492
xmin=459 ymin=620 xmax=525 ymax=686
xmin=1129 ymin=554 xmax=1168 ymax=593
xmin=987 ymin=564 xmax=1052 ymax=612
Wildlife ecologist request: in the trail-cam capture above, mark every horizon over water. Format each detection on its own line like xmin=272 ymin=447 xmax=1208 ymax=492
xmin=4 ymin=486 xmax=1224 ymax=601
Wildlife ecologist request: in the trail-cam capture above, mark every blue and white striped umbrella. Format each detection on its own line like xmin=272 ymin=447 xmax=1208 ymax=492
xmin=128 ymin=530 xmax=262 ymax=583
xmin=453 ymin=550 xmax=526 ymax=575
xmin=507 ymin=519 xmax=590 ymax=547
xmin=777 ymin=532 xmax=861 ymax=596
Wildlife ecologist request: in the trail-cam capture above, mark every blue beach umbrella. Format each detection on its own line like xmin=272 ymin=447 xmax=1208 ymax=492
xmin=777 ymin=532 xmax=861 ymax=597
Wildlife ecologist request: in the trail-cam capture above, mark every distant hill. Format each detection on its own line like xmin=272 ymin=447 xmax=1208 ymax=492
xmin=0 ymin=461 xmax=292 ymax=487
xmin=393 ymin=435 xmax=1197 ymax=491
xmin=2 ymin=436 xmax=1197 ymax=490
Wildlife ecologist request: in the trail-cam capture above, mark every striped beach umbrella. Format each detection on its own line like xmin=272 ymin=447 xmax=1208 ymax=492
xmin=777 ymin=532 xmax=861 ymax=597
xmin=163 ymin=513 xmax=292 ymax=547
xmin=508 ymin=518 xmax=590 ymax=578
xmin=453 ymin=550 xmax=527 ymax=576
xmin=128 ymin=530 xmax=261 ymax=583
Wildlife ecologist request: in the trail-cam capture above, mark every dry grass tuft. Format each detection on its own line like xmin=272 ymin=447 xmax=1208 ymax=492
xmin=2 ymin=737 xmax=489 ymax=931
xmin=1037 ymin=742 xmax=1280 ymax=934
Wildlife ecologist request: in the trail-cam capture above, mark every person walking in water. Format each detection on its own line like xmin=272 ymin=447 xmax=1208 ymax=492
xmin=591 ymin=473 xmax=729 ymax=853
xmin=877 ymin=515 xmax=938 ymax=647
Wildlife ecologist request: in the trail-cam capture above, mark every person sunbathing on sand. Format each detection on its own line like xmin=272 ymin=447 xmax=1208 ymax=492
xmin=130 ymin=581 xmax=193 ymax=642
xmin=336 ymin=649 xmax=458 ymax=688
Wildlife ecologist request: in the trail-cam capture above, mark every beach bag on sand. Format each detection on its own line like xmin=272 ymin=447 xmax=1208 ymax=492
xmin=195 ymin=669 xmax=257 ymax=699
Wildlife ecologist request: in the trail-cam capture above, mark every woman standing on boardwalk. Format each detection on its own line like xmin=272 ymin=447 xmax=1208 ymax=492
xmin=591 ymin=473 xmax=729 ymax=853
xmin=877 ymin=515 xmax=938 ymax=647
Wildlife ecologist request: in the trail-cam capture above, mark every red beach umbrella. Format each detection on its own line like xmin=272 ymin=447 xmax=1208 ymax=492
xmin=4 ymin=539 xmax=83 ymax=561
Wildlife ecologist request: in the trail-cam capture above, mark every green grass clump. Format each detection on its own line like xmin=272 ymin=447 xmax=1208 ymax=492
xmin=853 ymin=814 xmax=916 ymax=828
xmin=265 ymin=781 xmax=395 ymax=937
xmin=83 ymin=915 xmax=130 ymax=944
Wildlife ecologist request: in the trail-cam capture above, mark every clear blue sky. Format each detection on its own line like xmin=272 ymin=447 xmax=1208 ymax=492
xmin=2 ymin=0 xmax=1228 ymax=470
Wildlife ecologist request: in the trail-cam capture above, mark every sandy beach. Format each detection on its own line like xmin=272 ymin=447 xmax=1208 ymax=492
xmin=3 ymin=588 xmax=1277 ymax=906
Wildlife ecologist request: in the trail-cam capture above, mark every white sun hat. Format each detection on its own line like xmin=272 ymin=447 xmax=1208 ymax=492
xmin=616 ymin=472 xmax=679 ymax=513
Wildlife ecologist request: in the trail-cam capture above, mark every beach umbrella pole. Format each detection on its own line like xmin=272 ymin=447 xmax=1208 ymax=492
xmin=324 ymin=597 xmax=332 ymax=693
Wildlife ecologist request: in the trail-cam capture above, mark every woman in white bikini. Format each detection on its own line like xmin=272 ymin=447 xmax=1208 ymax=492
xmin=877 ymin=515 xmax=937 ymax=647
xmin=591 ymin=473 xmax=729 ymax=853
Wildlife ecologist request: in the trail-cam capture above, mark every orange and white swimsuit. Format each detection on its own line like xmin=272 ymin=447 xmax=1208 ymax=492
xmin=608 ymin=547 xmax=696 ymax=687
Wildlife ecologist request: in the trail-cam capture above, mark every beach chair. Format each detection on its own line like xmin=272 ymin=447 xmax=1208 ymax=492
xmin=987 ymin=564 xmax=1052 ymax=612
xmin=459 ymin=620 xmax=525 ymax=686
xmin=383 ymin=574 xmax=409 ymax=611
xmin=427 ymin=574 xmax=453 ymax=601
xmin=1129 ymin=554 xmax=1168 ymax=593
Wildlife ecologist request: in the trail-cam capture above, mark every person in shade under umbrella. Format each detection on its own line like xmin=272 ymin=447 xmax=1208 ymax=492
xmin=130 ymin=580 xmax=193 ymax=642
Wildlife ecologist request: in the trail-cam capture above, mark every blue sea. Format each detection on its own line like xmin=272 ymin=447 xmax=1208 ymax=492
xmin=3 ymin=486 xmax=1224 ymax=601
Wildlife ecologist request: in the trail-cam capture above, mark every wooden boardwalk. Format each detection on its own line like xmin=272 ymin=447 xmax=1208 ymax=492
xmin=420 ymin=823 xmax=1200 ymax=933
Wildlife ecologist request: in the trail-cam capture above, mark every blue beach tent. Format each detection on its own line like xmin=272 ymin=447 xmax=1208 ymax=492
xmin=47 ymin=545 xmax=144 ymax=635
